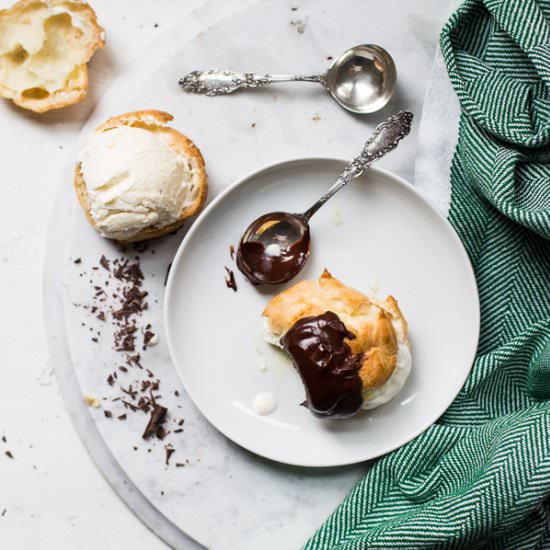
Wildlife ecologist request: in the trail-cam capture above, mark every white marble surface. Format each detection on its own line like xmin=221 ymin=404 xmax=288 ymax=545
xmin=2 ymin=0 xmax=453 ymax=548
xmin=414 ymin=47 xmax=460 ymax=216
xmin=414 ymin=0 xmax=463 ymax=216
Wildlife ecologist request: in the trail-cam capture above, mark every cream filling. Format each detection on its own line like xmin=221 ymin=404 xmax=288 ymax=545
xmin=253 ymin=392 xmax=278 ymax=416
xmin=360 ymin=343 xmax=411 ymax=409
xmin=79 ymin=125 xmax=200 ymax=240
xmin=0 ymin=2 xmax=99 ymax=98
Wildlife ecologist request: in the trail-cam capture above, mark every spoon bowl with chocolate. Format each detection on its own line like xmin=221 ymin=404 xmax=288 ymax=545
xmin=236 ymin=111 xmax=413 ymax=286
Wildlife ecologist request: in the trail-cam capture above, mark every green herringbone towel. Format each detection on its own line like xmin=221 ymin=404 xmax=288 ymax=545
xmin=304 ymin=0 xmax=550 ymax=548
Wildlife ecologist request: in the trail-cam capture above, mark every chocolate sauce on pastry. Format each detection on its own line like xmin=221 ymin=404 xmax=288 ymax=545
xmin=236 ymin=213 xmax=310 ymax=285
xmin=281 ymin=311 xmax=363 ymax=418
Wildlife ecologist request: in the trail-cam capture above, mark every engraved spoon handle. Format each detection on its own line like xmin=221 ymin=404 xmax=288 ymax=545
xmin=178 ymin=69 xmax=324 ymax=96
xmin=302 ymin=111 xmax=414 ymax=221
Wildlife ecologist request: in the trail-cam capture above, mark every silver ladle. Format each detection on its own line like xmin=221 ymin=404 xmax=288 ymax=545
xmin=236 ymin=111 xmax=414 ymax=286
xmin=179 ymin=44 xmax=397 ymax=114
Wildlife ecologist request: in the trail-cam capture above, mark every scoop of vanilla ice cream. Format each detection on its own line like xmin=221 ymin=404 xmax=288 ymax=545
xmin=78 ymin=125 xmax=199 ymax=240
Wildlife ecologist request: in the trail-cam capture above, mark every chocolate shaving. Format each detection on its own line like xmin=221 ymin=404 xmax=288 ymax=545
xmin=224 ymin=267 xmax=238 ymax=292
xmin=113 ymin=259 xmax=144 ymax=282
xmin=142 ymin=403 xmax=167 ymax=439
xmin=156 ymin=426 xmax=167 ymax=440
xmin=73 ymin=258 xmax=82 ymax=264
xmin=122 ymin=400 xmax=138 ymax=412
xmin=143 ymin=331 xmax=155 ymax=347
xmin=104 ymin=410 xmax=113 ymax=418
xmin=121 ymin=385 xmax=138 ymax=400
xmin=115 ymin=323 xmax=138 ymax=352
xmin=99 ymin=255 xmax=110 ymax=271
xmin=5 ymin=451 xmax=13 ymax=459
xmin=126 ymin=354 xmax=142 ymax=368
xmin=164 ymin=445 xmax=175 ymax=465
xmin=113 ymin=287 xmax=148 ymax=321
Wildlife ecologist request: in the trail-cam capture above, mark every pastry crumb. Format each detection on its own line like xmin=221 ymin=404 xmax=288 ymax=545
xmin=331 ymin=207 xmax=342 ymax=225
xmin=84 ymin=395 xmax=101 ymax=408
xmin=291 ymin=19 xmax=306 ymax=33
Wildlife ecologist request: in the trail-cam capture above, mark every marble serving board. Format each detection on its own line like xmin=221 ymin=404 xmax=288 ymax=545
xmin=45 ymin=0 xmax=452 ymax=548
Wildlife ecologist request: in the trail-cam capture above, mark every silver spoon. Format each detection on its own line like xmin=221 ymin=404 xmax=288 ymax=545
xmin=236 ymin=111 xmax=414 ymax=286
xmin=178 ymin=44 xmax=397 ymax=114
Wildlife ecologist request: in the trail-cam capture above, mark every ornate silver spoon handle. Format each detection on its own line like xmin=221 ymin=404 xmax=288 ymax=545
xmin=302 ymin=111 xmax=414 ymax=221
xmin=178 ymin=69 xmax=324 ymax=96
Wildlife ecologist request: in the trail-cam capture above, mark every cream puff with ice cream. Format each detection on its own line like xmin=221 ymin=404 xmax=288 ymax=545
xmin=262 ymin=270 xmax=412 ymax=417
xmin=75 ymin=110 xmax=207 ymax=243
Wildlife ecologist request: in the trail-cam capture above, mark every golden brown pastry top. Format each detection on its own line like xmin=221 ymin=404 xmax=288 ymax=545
xmin=263 ymin=269 xmax=408 ymax=392
xmin=0 ymin=0 xmax=105 ymax=112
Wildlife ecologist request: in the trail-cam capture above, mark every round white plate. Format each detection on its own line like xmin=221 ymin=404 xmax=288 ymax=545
xmin=165 ymin=158 xmax=479 ymax=467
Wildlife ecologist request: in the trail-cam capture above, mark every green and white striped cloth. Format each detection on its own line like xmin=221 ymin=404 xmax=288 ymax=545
xmin=305 ymin=0 xmax=550 ymax=548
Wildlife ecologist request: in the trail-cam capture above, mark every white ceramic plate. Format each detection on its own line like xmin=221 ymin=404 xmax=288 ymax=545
xmin=165 ymin=158 xmax=479 ymax=467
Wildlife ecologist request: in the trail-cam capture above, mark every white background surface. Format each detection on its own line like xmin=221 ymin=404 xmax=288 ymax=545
xmin=0 ymin=1 xmax=196 ymax=547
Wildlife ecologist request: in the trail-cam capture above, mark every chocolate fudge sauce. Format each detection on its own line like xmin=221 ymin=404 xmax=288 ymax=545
xmin=281 ymin=311 xmax=363 ymax=418
xmin=236 ymin=213 xmax=310 ymax=286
